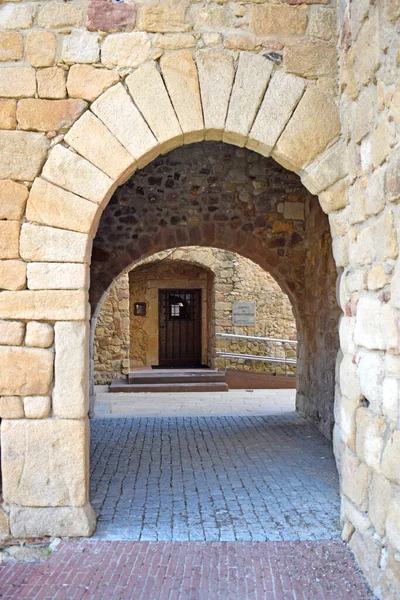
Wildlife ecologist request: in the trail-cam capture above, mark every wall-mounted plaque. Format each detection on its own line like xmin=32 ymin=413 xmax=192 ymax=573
xmin=232 ymin=302 xmax=256 ymax=326
xmin=134 ymin=302 xmax=146 ymax=316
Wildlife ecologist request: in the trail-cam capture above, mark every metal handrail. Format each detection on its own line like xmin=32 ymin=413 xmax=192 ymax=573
xmin=215 ymin=332 xmax=297 ymax=374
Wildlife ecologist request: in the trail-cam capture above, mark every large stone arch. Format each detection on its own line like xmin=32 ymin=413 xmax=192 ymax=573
xmin=0 ymin=50 xmax=346 ymax=538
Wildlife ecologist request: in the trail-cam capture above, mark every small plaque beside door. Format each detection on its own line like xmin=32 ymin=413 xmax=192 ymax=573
xmin=134 ymin=302 xmax=146 ymax=316
xmin=232 ymin=301 xmax=256 ymax=326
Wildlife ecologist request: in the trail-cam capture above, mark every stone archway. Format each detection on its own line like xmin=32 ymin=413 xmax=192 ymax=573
xmin=0 ymin=51 xmax=346 ymax=539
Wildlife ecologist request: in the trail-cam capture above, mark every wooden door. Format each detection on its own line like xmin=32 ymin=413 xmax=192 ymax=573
xmin=159 ymin=289 xmax=202 ymax=367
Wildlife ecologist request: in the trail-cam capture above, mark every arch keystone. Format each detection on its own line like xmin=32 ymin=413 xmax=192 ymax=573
xmin=196 ymin=50 xmax=235 ymax=141
xmin=273 ymin=87 xmax=340 ymax=172
xmin=160 ymin=50 xmax=204 ymax=143
xmin=64 ymin=111 xmax=134 ymax=181
xmin=224 ymin=52 xmax=272 ymax=147
xmin=126 ymin=62 xmax=183 ymax=152
xmin=91 ymin=83 xmax=159 ymax=168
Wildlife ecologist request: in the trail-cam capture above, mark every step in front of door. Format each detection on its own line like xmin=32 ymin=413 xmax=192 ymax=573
xmin=127 ymin=370 xmax=226 ymax=385
xmin=110 ymin=380 xmax=229 ymax=393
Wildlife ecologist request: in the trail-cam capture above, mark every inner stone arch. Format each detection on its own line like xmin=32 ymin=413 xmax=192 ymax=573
xmin=89 ymin=141 xmax=339 ymax=438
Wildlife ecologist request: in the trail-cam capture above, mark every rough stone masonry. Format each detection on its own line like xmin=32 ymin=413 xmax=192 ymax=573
xmin=0 ymin=0 xmax=399 ymax=597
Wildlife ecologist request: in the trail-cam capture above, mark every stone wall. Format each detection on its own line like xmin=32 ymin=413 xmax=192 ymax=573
xmin=93 ymin=247 xmax=296 ymax=382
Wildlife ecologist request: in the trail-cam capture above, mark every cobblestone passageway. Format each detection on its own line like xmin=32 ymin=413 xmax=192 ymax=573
xmin=90 ymin=414 xmax=340 ymax=542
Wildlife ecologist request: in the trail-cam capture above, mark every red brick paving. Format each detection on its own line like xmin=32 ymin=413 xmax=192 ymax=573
xmin=0 ymin=540 xmax=373 ymax=599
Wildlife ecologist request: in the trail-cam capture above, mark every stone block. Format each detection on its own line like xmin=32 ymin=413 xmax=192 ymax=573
xmin=283 ymin=202 xmax=305 ymax=220
xmin=25 ymin=322 xmax=54 ymax=349
xmin=319 ymin=180 xmax=348 ymax=214
xmin=283 ymin=40 xmax=337 ymax=77
xmin=53 ymin=321 xmax=89 ymax=419
xmin=341 ymin=496 xmax=371 ymax=534
xmin=332 ymin=236 xmax=349 ymax=268
xmin=355 ymin=407 xmax=387 ymax=470
xmin=357 ymin=349 xmax=385 ymax=414
xmin=0 ymin=260 xmax=26 ymax=291
xmin=371 ymin=118 xmax=395 ymax=169
xmin=301 ymin=142 xmax=349 ymax=195
xmin=62 ymin=31 xmax=99 ymax=64
xmin=0 ymin=347 xmax=53 ymax=396
xmin=155 ymin=33 xmax=195 ymax=50
xmin=161 ymin=51 xmax=204 ymax=143
xmin=340 ymin=353 xmax=362 ymax=402
xmin=274 ymin=88 xmax=340 ymax=171
xmin=0 ymin=396 xmax=24 ymax=419
xmin=369 ymin=471 xmax=393 ymax=537
xmin=382 ymin=377 xmax=399 ymax=423
xmin=354 ymin=85 xmax=375 ymax=144
xmin=10 ymin=504 xmax=96 ymax=538
xmin=20 ymin=223 xmax=90 ymax=264
xmin=368 ymin=264 xmax=388 ymax=291
xmin=190 ymin=4 xmax=229 ymax=30
xmin=341 ymin=446 xmax=369 ymax=510
xmin=0 ymin=290 xmax=88 ymax=321
xmin=0 ymin=320 xmax=24 ymax=346
xmin=197 ymin=50 xmax=234 ymax=141
xmin=91 ymin=83 xmax=157 ymax=165
xmin=38 ymin=3 xmax=83 ymax=28
xmin=308 ymin=7 xmax=335 ymax=40
xmin=382 ymin=431 xmax=400 ymax=486
xmin=87 ymin=0 xmax=135 ymax=32
xmin=27 ymin=178 xmax=98 ymax=235
xmin=126 ymin=61 xmax=182 ymax=150
xmin=42 ymin=145 xmax=114 ymax=205
xmin=0 ymin=67 xmax=36 ymax=98
xmin=224 ymin=52 xmax=272 ymax=147
xmin=0 ymin=131 xmax=49 ymax=182
xmin=23 ymin=396 xmax=51 ymax=419
xmin=67 ymin=65 xmax=119 ymax=102
xmin=364 ymin=167 xmax=385 ymax=216
xmin=101 ymin=32 xmax=151 ymax=69
xmin=354 ymin=297 xmax=386 ymax=350
xmin=2 ymin=418 xmax=89 ymax=507
xmin=348 ymin=531 xmax=381 ymax=588
xmin=0 ymin=32 xmax=23 ymax=62
xmin=26 ymin=30 xmax=57 ymax=68
xmin=27 ymin=263 xmax=89 ymax=291
xmin=386 ymin=492 xmax=400 ymax=552
xmin=37 ymin=67 xmax=67 ymax=100
xmin=249 ymin=4 xmax=308 ymax=36
xmin=0 ymin=180 xmax=28 ymax=221
xmin=0 ymin=221 xmax=20 ymax=260
xmin=0 ymin=4 xmax=34 ymax=30
xmin=137 ymin=1 xmax=189 ymax=33
xmin=17 ymin=99 xmax=87 ymax=133
xmin=0 ymin=507 xmax=10 ymax=541
xmin=0 ymin=99 xmax=16 ymax=130
xmin=355 ymin=16 xmax=380 ymax=86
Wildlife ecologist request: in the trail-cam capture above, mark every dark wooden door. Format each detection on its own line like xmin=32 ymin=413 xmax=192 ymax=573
xmin=159 ymin=289 xmax=202 ymax=367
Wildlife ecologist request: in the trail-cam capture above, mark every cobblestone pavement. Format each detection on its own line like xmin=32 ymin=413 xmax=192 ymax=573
xmin=90 ymin=413 xmax=341 ymax=541
xmin=0 ymin=540 xmax=373 ymax=599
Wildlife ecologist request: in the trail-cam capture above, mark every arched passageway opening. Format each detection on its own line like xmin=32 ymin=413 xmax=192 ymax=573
xmin=90 ymin=142 xmax=339 ymax=438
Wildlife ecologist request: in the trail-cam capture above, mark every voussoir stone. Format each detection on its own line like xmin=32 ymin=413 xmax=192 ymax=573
xmin=0 ymin=346 xmax=53 ymax=396
xmin=0 ymin=131 xmax=49 ymax=181
xmin=161 ymin=50 xmax=204 ymax=143
xmin=126 ymin=62 xmax=182 ymax=151
xmin=27 ymin=178 xmax=99 ymax=234
xmin=42 ymin=145 xmax=114 ymax=205
xmin=0 ymin=290 xmax=88 ymax=321
xmin=10 ymin=504 xmax=96 ymax=538
xmin=86 ymin=0 xmax=136 ymax=32
xmin=2 ymin=418 xmax=89 ymax=507
xmin=65 ymin=111 xmax=134 ymax=181
xmin=274 ymin=88 xmax=340 ymax=171
xmin=67 ymin=64 xmax=119 ymax=102
xmin=17 ymin=99 xmax=87 ymax=133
